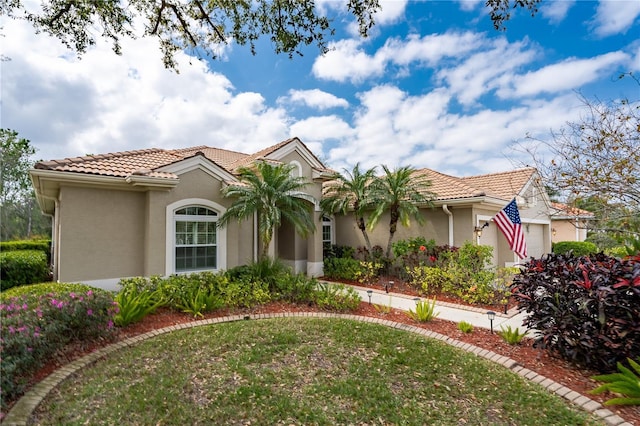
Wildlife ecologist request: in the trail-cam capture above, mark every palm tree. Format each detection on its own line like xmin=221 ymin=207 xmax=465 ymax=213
xmin=218 ymin=161 xmax=315 ymax=260
xmin=368 ymin=165 xmax=435 ymax=258
xmin=320 ymin=163 xmax=377 ymax=253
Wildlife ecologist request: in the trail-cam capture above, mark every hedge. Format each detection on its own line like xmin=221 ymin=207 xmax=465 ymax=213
xmin=552 ymin=241 xmax=598 ymax=256
xmin=0 ymin=250 xmax=50 ymax=291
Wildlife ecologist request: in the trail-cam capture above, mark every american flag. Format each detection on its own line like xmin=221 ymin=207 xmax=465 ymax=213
xmin=493 ymin=199 xmax=528 ymax=259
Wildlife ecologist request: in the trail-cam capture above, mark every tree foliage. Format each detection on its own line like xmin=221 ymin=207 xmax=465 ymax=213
xmin=524 ymin=94 xmax=640 ymax=237
xmin=3 ymin=0 xmax=541 ymax=70
xmin=368 ymin=165 xmax=435 ymax=258
xmin=3 ymin=0 xmax=380 ymax=70
xmin=0 ymin=129 xmax=51 ymax=241
xmin=321 ymin=163 xmax=377 ymax=253
xmin=217 ymin=161 xmax=314 ymax=259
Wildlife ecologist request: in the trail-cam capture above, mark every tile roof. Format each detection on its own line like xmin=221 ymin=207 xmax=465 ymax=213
xmin=413 ymin=168 xmax=493 ymax=201
xmin=460 ymin=167 xmax=536 ymax=200
xmin=550 ymin=202 xmax=595 ymax=218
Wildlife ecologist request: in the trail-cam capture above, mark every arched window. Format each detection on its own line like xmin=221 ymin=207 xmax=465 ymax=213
xmin=174 ymin=206 xmax=218 ymax=272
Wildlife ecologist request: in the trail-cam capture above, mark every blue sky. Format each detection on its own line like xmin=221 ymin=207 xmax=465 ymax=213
xmin=2 ymin=0 xmax=639 ymax=177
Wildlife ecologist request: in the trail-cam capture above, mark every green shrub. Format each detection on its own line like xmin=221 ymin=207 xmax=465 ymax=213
xmin=1 ymin=287 xmax=117 ymax=409
xmin=552 ymin=241 xmax=598 ymax=256
xmin=0 ymin=239 xmax=51 ymax=259
xmin=0 ymin=282 xmax=108 ymax=303
xmin=605 ymin=246 xmax=632 ymax=258
xmin=498 ymin=325 xmax=528 ymax=345
xmin=114 ymin=286 xmax=166 ymax=326
xmin=0 ymin=250 xmax=50 ymax=290
xmin=405 ymin=266 xmax=450 ymax=294
xmin=354 ymin=261 xmax=383 ymax=284
xmin=407 ymin=298 xmax=439 ymax=322
xmin=217 ymin=275 xmax=271 ymax=308
xmin=323 ymin=257 xmax=363 ymax=281
xmin=271 ymin=273 xmax=317 ymax=304
xmin=225 ymin=258 xmax=291 ymax=293
xmin=591 ymin=358 xmax=640 ymax=406
xmin=323 ymin=244 xmax=355 ymax=259
xmin=458 ymin=321 xmax=474 ymax=333
xmin=313 ymin=282 xmax=361 ymax=312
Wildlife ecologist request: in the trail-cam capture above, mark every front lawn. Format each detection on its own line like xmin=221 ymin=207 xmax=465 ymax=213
xmin=31 ymin=318 xmax=600 ymax=425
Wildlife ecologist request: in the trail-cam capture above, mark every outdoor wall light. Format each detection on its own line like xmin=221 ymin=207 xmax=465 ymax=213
xmin=367 ymin=290 xmax=373 ymax=305
xmin=487 ymin=311 xmax=496 ymax=334
xmin=552 ymin=228 xmax=557 ymax=236
xmin=474 ymin=222 xmax=489 ymax=238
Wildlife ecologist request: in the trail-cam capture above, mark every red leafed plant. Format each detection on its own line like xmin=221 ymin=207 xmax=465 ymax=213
xmin=511 ymin=252 xmax=640 ymax=373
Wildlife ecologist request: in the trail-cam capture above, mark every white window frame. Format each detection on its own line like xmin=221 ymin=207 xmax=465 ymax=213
xmin=165 ymin=199 xmax=227 ymax=275
xmin=322 ymin=215 xmax=334 ymax=248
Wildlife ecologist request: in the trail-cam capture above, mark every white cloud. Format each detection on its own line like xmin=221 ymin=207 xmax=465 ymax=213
xmin=290 ymin=116 xmax=354 ymax=141
xmin=282 ymin=89 xmax=349 ymax=110
xmin=375 ymin=0 xmax=408 ymax=25
xmin=591 ymin=0 xmax=640 ymax=37
xmin=1 ymin=18 xmax=288 ymax=161
xmin=457 ymin=0 xmax=484 ymax=12
xmin=313 ymin=31 xmax=485 ymax=84
xmin=312 ymin=39 xmax=387 ymax=83
xmin=540 ymin=0 xmax=576 ymax=24
xmin=498 ymin=51 xmax=630 ymax=98
xmin=437 ymin=38 xmax=538 ymax=106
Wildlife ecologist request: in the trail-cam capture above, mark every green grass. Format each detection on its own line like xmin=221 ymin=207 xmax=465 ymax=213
xmin=32 ymin=318 xmax=601 ymax=425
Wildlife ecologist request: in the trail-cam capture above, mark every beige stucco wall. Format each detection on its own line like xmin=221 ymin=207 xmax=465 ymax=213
xmin=56 ymin=167 xmax=256 ymax=285
xmin=552 ymin=219 xmax=588 ymax=243
xmin=57 ymin=185 xmax=146 ymax=283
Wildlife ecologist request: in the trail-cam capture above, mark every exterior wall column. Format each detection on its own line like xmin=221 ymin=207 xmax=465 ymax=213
xmin=307 ymin=210 xmax=324 ymax=277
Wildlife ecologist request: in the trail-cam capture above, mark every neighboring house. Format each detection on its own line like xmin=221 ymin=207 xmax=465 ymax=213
xmin=329 ymin=167 xmax=553 ymax=267
xmin=30 ymin=138 xmax=331 ymax=290
xmin=550 ymin=202 xmax=594 ymax=243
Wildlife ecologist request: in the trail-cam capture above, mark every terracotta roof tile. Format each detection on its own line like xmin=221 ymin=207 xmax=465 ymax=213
xmin=34 ymin=149 xmax=184 ymax=178
xmin=414 ymin=168 xmax=491 ymax=200
xmin=169 ymin=146 xmax=248 ymax=169
xmin=551 ymin=202 xmax=595 ymax=218
xmin=460 ymin=168 xmax=536 ymax=200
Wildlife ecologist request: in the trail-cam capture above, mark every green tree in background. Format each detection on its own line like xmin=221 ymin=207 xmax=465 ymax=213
xmin=0 ymin=129 xmax=51 ymax=240
xmin=2 ymin=0 xmax=540 ymax=70
xmin=217 ymin=161 xmax=314 ymax=259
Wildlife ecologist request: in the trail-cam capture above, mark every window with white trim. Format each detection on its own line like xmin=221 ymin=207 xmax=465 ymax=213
xmin=174 ymin=206 xmax=218 ymax=272
xmin=322 ymin=216 xmax=334 ymax=249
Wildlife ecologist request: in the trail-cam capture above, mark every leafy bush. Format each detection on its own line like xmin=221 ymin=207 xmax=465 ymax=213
xmin=313 ymin=282 xmax=361 ymax=312
xmin=497 ymin=325 xmax=528 ymax=345
xmin=458 ymin=321 xmax=474 ymax=333
xmin=1 ymin=282 xmax=108 ymax=302
xmin=272 ymin=273 xmax=317 ymax=304
xmin=552 ymin=241 xmax=598 ymax=256
xmin=217 ymin=276 xmax=271 ymax=308
xmin=323 ymin=257 xmax=363 ymax=281
xmin=591 ymin=358 xmax=640 ymax=406
xmin=323 ymin=244 xmax=355 ymax=260
xmin=511 ymin=252 xmax=640 ymax=372
xmin=226 ymin=258 xmax=292 ymax=293
xmin=405 ymin=266 xmax=451 ymax=294
xmin=114 ymin=286 xmax=165 ymax=325
xmin=0 ymin=250 xmax=50 ymax=290
xmin=0 ymin=239 xmax=51 ymax=259
xmin=354 ymin=261 xmax=383 ymax=284
xmin=408 ymin=298 xmax=439 ymax=322
xmin=1 ymin=287 xmax=117 ymax=409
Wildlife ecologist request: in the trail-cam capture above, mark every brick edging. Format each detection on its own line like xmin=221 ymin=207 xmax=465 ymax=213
xmin=2 ymin=313 xmax=632 ymax=426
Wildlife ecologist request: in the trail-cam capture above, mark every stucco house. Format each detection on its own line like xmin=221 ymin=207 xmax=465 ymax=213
xmin=30 ymin=138 xmax=331 ymax=290
xmin=328 ymin=167 xmax=553 ymax=267
xmin=550 ymin=202 xmax=594 ymax=243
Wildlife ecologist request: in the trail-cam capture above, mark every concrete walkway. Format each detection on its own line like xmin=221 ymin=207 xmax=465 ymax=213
xmin=347 ymin=283 xmax=530 ymax=333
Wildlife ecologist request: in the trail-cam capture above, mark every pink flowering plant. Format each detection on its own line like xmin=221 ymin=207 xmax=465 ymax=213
xmin=0 ymin=285 xmax=117 ymax=409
